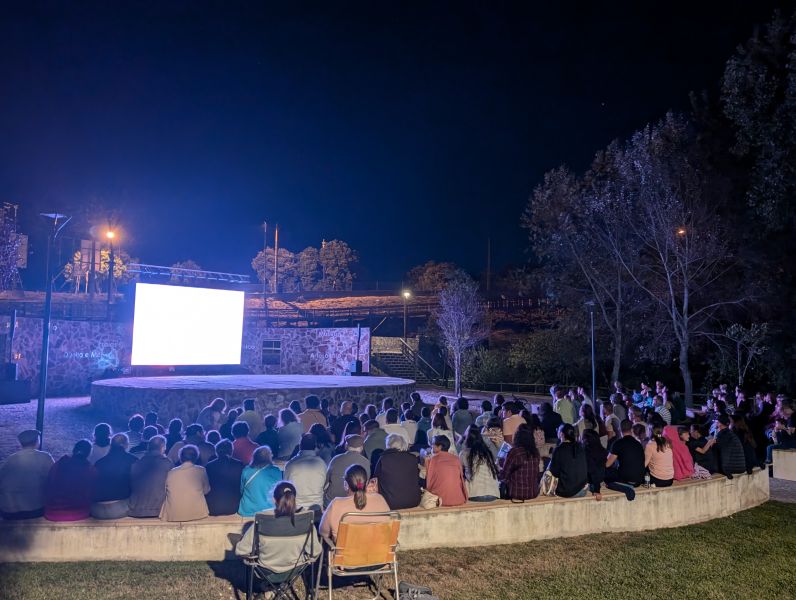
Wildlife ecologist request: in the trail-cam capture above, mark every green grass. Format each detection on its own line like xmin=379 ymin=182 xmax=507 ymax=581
xmin=2 ymin=501 xmax=796 ymax=599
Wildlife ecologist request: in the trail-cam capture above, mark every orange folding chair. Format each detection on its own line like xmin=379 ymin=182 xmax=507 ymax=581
xmin=318 ymin=511 xmax=401 ymax=600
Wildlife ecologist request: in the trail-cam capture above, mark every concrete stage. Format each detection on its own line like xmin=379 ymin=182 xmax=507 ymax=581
xmin=91 ymin=374 xmax=415 ymax=424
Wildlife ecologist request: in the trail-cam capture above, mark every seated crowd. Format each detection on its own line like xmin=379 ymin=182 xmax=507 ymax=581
xmin=0 ymin=382 xmax=787 ymax=525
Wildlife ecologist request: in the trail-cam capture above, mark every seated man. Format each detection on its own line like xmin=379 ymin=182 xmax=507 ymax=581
xmin=383 ymin=408 xmax=410 ymax=444
xmin=284 ymin=434 xmax=327 ymax=511
xmin=363 ymin=419 xmax=388 ymax=471
xmin=0 ymin=429 xmax=54 ymax=520
xmin=129 ymin=435 xmax=173 ymax=518
xmin=324 ymin=434 xmax=370 ymax=507
xmin=205 ymin=439 xmax=245 ymax=516
xmin=425 ymin=435 xmax=468 ymax=507
xmin=604 ymin=420 xmax=644 ymax=500
xmin=298 ymin=394 xmax=328 ymax=433
xmin=238 ymin=398 xmax=264 ymax=440
xmin=714 ymin=415 xmax=748 ymax=478
xmin=168 ymin=423 xmax=216 ymax=466
xmin=92 ymin=433 xmax=138 ymax=519
xmin=375 ymin=434 xmax=422 ymax=509
xmin=124 ymin=414 xmax=145 ymax=448
xmin=160 ymin=445 xmax=211 ymax=522
xmin=130 ymin=426 xmax=159 ymax=457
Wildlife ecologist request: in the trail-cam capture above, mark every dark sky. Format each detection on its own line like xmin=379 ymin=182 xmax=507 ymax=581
xmin=1 ymin=1 xmax=791 ymax=288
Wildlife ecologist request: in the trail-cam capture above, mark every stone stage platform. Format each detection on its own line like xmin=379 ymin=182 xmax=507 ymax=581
xmin=91 ymin=374 xmax=415 ymax=424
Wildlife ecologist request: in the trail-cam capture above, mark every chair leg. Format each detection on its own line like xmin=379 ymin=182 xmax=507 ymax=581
xmin=327 ymin=552 xmax=333 ymax=600
xmin=246 ymin=564 xmax=254 ymax=600
xmin=393 ymin=564 xmax=399 ymax=600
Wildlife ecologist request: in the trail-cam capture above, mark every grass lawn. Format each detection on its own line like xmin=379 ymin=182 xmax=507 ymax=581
xmin=2 ymin=501 xmax=795 ymax=600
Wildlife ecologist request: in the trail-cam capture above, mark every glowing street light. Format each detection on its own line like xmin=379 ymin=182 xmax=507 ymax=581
xmin=106 ymin=230 xmax=116 ymax=240
xmin=402 ymin=290 xmax=412 ymax=340
xmin=677 ymin=227 xmax=686 ymax=236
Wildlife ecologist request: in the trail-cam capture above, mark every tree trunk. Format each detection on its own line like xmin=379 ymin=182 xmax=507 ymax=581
xmin=679 ymin=343 xmax=693 ymax=406
xmin=453 ymin=351 xmax=462 ymax=397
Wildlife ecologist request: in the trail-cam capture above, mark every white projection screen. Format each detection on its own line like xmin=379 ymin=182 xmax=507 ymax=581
xmin=131 ymin=283 xmax=245 ymax=366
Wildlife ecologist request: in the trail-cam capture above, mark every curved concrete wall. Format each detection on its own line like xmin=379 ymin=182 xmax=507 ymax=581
xmin=0 ymin=470 xmax=769 ymax=562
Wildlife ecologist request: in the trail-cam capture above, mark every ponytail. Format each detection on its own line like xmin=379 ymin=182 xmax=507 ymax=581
xmin=344 ymin=464 xmax=368 ymax=510
xmin=651 ymin=425 xmax=670 ymax=453
xmin=273 ymin=481 xmax=297 ymax=525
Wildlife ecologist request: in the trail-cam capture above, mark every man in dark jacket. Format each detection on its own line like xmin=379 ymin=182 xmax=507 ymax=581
xmin=92 ymin=433 xmax=138 ymax=519
xmin=204 ymin=439 xmax=245 ymax=515
xmin=129 ymin=435 xmax=173 ymax=517
xmin=714 ymin=415 xmax=747 ymax=479
xmin=374 ymin=434 xmax=422 ymax=509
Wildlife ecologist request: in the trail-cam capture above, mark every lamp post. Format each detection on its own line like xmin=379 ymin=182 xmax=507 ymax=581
xmin=585 ymin=300 xmax=596 ymax=404
xmin=402 ymin=290 xmax=411 ymax=340
xmin=105 ymin=230 xmax=115 ymax=314
xmin=37 ymin=213 xmax=71 ymax=445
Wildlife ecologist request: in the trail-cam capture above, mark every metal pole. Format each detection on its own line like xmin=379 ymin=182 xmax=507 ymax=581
xmin=89 ymin=238 xmax=96 ymax=299
xmin=106 ymin=239 xmax=114 ymax=314
xmin=273 ymin=224 xmax=279 ymax=294
xmin=590 ymin=306 xmax=596 ymax=403
xmin=36 ymin=230 xmax=54 ymax=443
xmin=403 ymin=296 xmax=408 ymax=340
xmin=262 ymin=221 xmax=267 ymax=305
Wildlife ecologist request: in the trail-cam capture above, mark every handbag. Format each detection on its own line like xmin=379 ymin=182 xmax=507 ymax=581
xmin=539 ymin=469 xmax=558 ymax=497
xmin=419 ymin=488 xmax=440 ymax=509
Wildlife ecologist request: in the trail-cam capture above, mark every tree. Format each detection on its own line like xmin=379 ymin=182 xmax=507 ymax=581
xmin=406 ymin=261 xmax=466 ymax=292
xmin=297 ymin=247 xmax=322 ymax=291
xmin=251 ymin=246 xmax=299 ymax=293
xmin=0 ymin=221 xmax=21 ymax=291
xmin=97 ymin=248 xmax=135 ymax=287
xmin=435 ymin=277 xmax=490 ymax=396
xmin=169 ymin=260 xmax=202 ymax=285
xmin=725 ymin=323 xmax=769 ymax=386
xmin=319 ymin=240 xmax=357 ymax=290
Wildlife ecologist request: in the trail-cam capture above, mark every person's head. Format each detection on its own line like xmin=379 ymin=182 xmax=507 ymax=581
xmin=345 ymin=434 xmax=365 ymax=454
xmin=628 ymin=406 xmax=643 ymax=422
xmin=340 ymin=401 xmax=353 ymax=416
xmin=211 ymin=398 xmax=226 ymax=412
xmin=279 ymin=408 xmax=297 ymax=426
xmin=167 ymin=418 xmax=183 ymax=436
xmin=305 ymin=395 xmax=320 ymax=410
xmin=215 ymin=439 xmax=233 ymax=458
xmin=321 ymin=397 xmax=330 ymax=413
xmin=17 ymin=429 xmax=40 ymax=449
xmin=649 ymin=412 xmax=666 ymax=429
xmin=147 ymin=435 xmax=166 ymax=456
xmin=299 ymin=433 xmax=317 ymax=452
xmin=351 ymin=402 xmax=359 ymax=415
xmin=250 ymin=445 xmax=273 ymax=468
xmin=653 ymin=394 xmax=664 ymax=407
xmin=432 ymin=434 xmax=451 ymax=454
xmin=558 ymin=423 xmax=577 ymax=444
xmin=421 ymin=406 xmax=431 ymax=419
xmin=231 ymin=421 xmax=250 ymax=440
xmin=581 ymin=403 xmax=597 ymax=427
xmin=385 ymin=408 xmax=399 ymax=424
xmin=649 ymin=425 xmax=670 ymax=452
xmin=364 ymin=419 xmax=380 ymax=435
xmin=411 ymin=428 xmax=429 ymax=450
xmin=243 ymin=398 xmax=255 ymax=412
xmin=273 ymin=480 xmax=298 ymax=522
xmin=620 ymin=419 xmax=633 ymax=436
xmin=438 ymin=396 xmax=448 ymax=406
xmin=341 ymin=420 xmax=362 ymax=440
xmin=731 ymin=414 xmax=755 ymax=446
xmin=141 ymin=426 xmax=158 ymax=443
xmin=263 ymin=414 xmax=277 ymax=431
xmin=581 ymin=428 xmax=602 ymax=450
xmin=601 ymin=401 xmax=613 ymax=417
xmin=206 ymin=430 xmax=221 ymax=445
xmin=111 ymin=432 xmax=129 ymax=451
xmin=715 ymin=414 xmax=730 ymax=431
xmin=411 ymin=391 xmax=422 ymax=403
xmin=288 ymin=400 xmax=302 ymax=414
xmin=539 ymin=402 xmax=553 ymax=417
xmin=480 ymin=400 xmax=493 ymax=414
xmin=73 ymin=439 xmax=92 ymax=460
xmin=185 ymin=423 xmax=204 ymax=440
xmin=677 ymin=426 xmax=690 ymax=443
xmin=456 ymin=397 xmax=469 ymax=411
xmin=493 ymin=393 xmax=505 ymax=407
xmin=689 ymin=423 xmax=705 ymax=439
xmin=93 ymin=423 xmax=112 ymax=446
xmin=502 ymin=402 xmax=515 ymax=417
xmin=224 ymin=410 xmax=239 ymax=424
xmin=309 ymin=423 xmax=333 ymax=446
xmin=401 ymin=401 xmax=411 ymax=414
xmin=179 ymin=444 xmax=200 ymax=464
xmin=344 ymin=464 xmax=369 ymax=509
xmin=554 ymin=388 xmax=566 ymax=399
xmin=145 ymin=412 xmax=160 ymax=427
xmin=128 ymin=414 xmax=145 ymax=433
xmin=381 ymin=397 xmax=394 ymax=412
xmin=402 ymin=410 xmax=415 ymax=423
xmin=714 ymin=399 xmax=727 ymax=415
xmin=486 ymin=416 xmax=502 ymax=429
xmin=631 ymin=423 xmax=647 ymax=442
xmin=365 ymin=404 xmax=378 ymax=419
xmin=386 ymin=433 xmax=408 ymax=452
xmin=432 ymin=413 xmax=449 ymax=430
xmin=513 ymin=427 xmax=539 ymax=459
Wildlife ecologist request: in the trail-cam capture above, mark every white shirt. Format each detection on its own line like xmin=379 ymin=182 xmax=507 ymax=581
xmin=383 ymin=423 xmax=410 ymax=444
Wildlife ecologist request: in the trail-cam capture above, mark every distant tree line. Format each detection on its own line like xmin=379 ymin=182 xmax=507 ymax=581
xmin=251 ymin=239 xmax=358 ymax=292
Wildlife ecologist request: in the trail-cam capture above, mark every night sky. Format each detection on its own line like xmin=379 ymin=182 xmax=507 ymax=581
xmin=1 ymin=1 xmax=791 ymax=288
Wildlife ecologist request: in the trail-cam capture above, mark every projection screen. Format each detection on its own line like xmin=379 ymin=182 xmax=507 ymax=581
xmin=131 ymin=283 xmax=245 ymax=366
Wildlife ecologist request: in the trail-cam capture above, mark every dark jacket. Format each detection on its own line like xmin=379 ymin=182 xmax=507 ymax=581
xmin=255 ymin=429 xmax=280 ymax=458
xmin=549 ymin=442 xmax=588 ymax=497
xmin=687 ymin=437 xmax=718 ymax=473
xmin=715 ymin=428 xmax=747 ymax=476
xmin=204 ymin=455 xmax=245 ymax=516
xmin=540 ymin=411 xmax=564 ymax=441
xmin=584 ymin=442 xmax=607 ymax=491
xmin=94 ymin=446 xmax=138 ymax=502
xmin=129 ymin=454 xmax=173 ymax=517
xmin=374 ymin=449 xmax=421 ymax=509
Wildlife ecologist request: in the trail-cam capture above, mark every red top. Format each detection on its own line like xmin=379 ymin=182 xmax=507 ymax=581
xmin=232 ymin=437 xmax=259 ymax=465
xmin=426 ymin=451 xmax=468 ymax=506
xmin=44 ymin=455 xmax=97 ymax=522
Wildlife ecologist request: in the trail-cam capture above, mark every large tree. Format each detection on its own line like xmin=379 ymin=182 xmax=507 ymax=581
xmin=251 ymin=247 xmax=299 ymax=293
xmin=406 ymin=261 xmax=466 ymax=292
xmin=296 ymin=247 xmax=322 ymax=291
xmin=319 ymin=240 xmax=357 ymax=290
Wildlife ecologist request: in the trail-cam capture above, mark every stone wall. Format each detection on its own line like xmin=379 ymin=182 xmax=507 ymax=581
xmin=0 ymin=315 xmax=370 ymax=398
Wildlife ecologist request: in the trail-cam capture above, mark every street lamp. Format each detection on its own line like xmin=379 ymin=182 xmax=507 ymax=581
xmin=402 ymin=290 xmax=412 ymax=340
xmin=37 ymin=213 xmax=71 ymax=446
xmin=585 ymin=300 xmax=596 ymax=404
xmin=106 ymin=229 xmax=116 ymax=313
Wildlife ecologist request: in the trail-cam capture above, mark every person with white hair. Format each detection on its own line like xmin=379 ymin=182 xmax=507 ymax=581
xmin=373 ymin=433 xmax=421 ymax=509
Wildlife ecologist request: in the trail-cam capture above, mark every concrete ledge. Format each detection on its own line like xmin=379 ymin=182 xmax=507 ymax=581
xmin=0 ymin=470 xmax=769 ymax=562
xmin=773 ymin=449 xmax=796 ymax=481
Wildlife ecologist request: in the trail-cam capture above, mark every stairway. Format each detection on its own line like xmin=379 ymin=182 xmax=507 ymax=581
xmin=371 ymin=351 xmax=433 ymax=385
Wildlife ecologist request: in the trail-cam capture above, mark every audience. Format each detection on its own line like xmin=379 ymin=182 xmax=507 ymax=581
xmin=501 ymin=402 xmax=525 ymax=445
xmin=284 ymin=434 xmax=326 ymax=511
xmin=425 ymin=435 xmax=468 ymax=506
xmin=276 ymin=409 xmax=303 ymax=461
xmin=602 ymin=402 xmax=622 ymax=442
xmin=374 ymin=434 xmax=422 ymax=509
xmin=309 ymin=423 xmax=335 ymax=464
xmin=410 ymin=391 xmax=425 ymax=420
xmin=145 ymin=411 xmax=166 ymax=435
xmin=582 ymin=429 xmax=607 ymax=499
xmin=460 ymin=426 xmax=499 ymax=501
xmin=0 ymin=429 xmax=54 ymax=520
xmin=330 ymin=401 xmax=359 ymax=444
xmin=204 ymin=439 xmax=245 ymax=516
xmin=553 ymin=388 xmax=578 ymax=425
xmin=165 ymin=419 xmax=184 ymax=453
xmin=324 ymin=434 xmax=370 ymax=506
xmin=475 ymin=400 xmax=493 ymax=428
xmin=714 ymin=415 xmax=748 ymax=479
xmin=575 ymin=404 xmax=599 ymax=438
xmin=539 ymin=402 xmax=563 ymax=440
xmin=130 ymin=426 xmax=158 ymax=457
xmin=401 ymin=410 xmax=419 ymax=444
xmin=664 ymin=425 xmax=694 ymax=480
xmin=197 ymin=398 xmax=226 ymax=433
xmin=319 ymin=464 xmax=390 ymax=545
xmin=452 ymin=397 xmax=474 ymax=437
xmin=254 ymin=414 xmax=280 ymax=458
xmin=298 ymin=395 xmax=328 ymax=433
xmin=498 ymin=427 xmax=539 ymax=501
xmin=129 ymin=435 xmax=172 ymax=518
xmin=730 ymin=414 xmax=759 ymax=473
xmin=606 ymin=420 xmax=645 ymax=492
xmin=238 ymin=446 xmax=283 ymax=517
xmin=168 ymin=423 xmax=216 ymax=466
xmin=376 ymin=398 xmax=394 ymax=428
xmin=231 ymin=422 xmax=258 ymax=465
xmin=416 ymin=406 xmax=432 ymax=437
xmin=124 ymin=414 xmax=145 ymax=448
xmin=766 ymin=417 xmax=796 ymax=464
xmin=219 ymin=408 xmax=241 ymax=441
xmin=238 ymin=398 xmax=264 ymax=440
xmin=549 ymin=424 xmax=588 ymax=498
xmin=427 ymin=412 xmax=457 ymax=454
xmin=363 ymin=420 xmax=388 ymax=471
xmin=89 ymin=423 xmax=112 ymax=464
xmin=92 ymin=433 xmax=138 ymax=519
xmin=160 ymin=445 xmax=211 ymax=522
xmin=687 ymin=424 xmax=717 ymax=473
xmin=383 ymin=408 xmax=410 ymax=444
xmin=45 ymin=439 xmax=96 ymax=522
xmin=644 ymin=425 xmax=674 ymax=487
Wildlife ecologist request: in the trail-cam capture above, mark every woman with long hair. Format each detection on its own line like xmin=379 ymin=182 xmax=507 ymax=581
xmin=581 ymin=429 xmax=607 ymax=499
xmin=549 ymin=424 xmax=588 ymax=498
xmin=308 ymin=423 xmax=335 ymax=464
xmin=273 ymin=480 xmax=298 ymax=524
xmin=276 ymin=408 xmax=302 ymax=461
xmin=332 ymin=420 xmax=362 ymax=458
xmin=498 ymin=427 xmax=540 ymax=500
xmin=89 ymin=423 xmax=113 ymax=464
xmin=575 ymin=404 xmax=599 ymax=438
xmin=460 ymin=426 xmax=499 ymax=501
xmin=318 ymin=464 xmax=390 ymax=544
xmin=730 ymin=414 xmax=759 ymax=473
xmin=427 ymin=412 xmax=457 ymax=454
xmin=644 ymin=424 xmax=674 ymax=487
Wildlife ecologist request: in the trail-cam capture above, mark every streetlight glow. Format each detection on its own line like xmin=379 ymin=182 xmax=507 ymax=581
xmin=402 ymin=290 xmax=411 ymax=299
xmin=106 ymin=230 xmax=116 ymax=240
xmin=677 ymin=227 xmax=686 ymax=236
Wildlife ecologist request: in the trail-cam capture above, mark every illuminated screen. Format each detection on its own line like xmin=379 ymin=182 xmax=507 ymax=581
xmin=131 ymin=283 xmax=245 ymax=366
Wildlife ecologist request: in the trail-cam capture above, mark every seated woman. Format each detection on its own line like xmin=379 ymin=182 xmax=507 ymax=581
xmin=481 ymin=416 xmax=504 ymax=457
xmin=160 ymin=445 xmax=211 ymax=522
xmin=460 ymin=426 xmax=500 ymax=501
xmin=319 ymin=464 xmax=390 ymax=545
xmin=309 ymin=423 xmax=335 ymax=464
xmin=498 ymin=427 xmax=539 ymax=501
xmin=45 ymin=439 xmax=97 ymax=522
xmin=427 ymin=413 xmax=457 ymax=454
xmin=276 ymin=409 xmax=302 ymax=461
xmin=374 ymin=434 xmax=422 ymax=509
xmin=549 ymin=424 xmax=588 ymax=498
xmin=581 ymin=429 xmax=607 ymax=500
xmin=574 ymin=404 xmax=600 ymax=439
xmin=88 ymin=423 xmax=112 ymax=464
xmin=425 ymin=435 xmax=468 ymax=506
xmin=730 ymin=414 xmax=760 ymax=473
xmin=664 ymin=425 xmax=694 ymax=480
xmin=644 ymin=425 xmax=674 ymax=487
xmin=239 ymin=446 xmax=284 ymax=517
